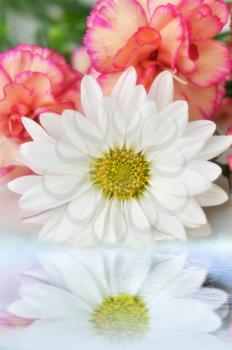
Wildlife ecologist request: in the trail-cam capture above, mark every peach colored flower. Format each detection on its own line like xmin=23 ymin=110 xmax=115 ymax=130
xmin=0 ymin=134 xmax=30 ymax=184
xmin=0 ymin=44 xmax=82 ymax=182
xmin=72 ymin=46 xmax=100 ymax=80
xmin=72 ymin=47 xmax=91 ymax=75
xmin=84 ymin=0 xmax=231 ymax=120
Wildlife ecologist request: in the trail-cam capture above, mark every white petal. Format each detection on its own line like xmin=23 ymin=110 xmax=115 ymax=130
xmin=121 ymin=252 xmax=152 ymax=295
xmin=102 ymin=250 xmax=127 ymax=296
xmin=8 ymin=282 xmax=89 ymax=319
xmin=61 ymin=110 xmax=101 ymax=157
xmin=142 ymin=255 xmax=186 ymax=297
xmin=18 ymin=320 xmax=94 ymax=350
xmin=142 ymin=102 xmax=187 ymax=149
xmin=197 ymin=136 xmax=232 ymax=160
xmin=174 ymin=136 xmax=205 ymax=160
xmin=95 ymin=102 xmax=110 ymax=138
xmin=154 ymin=299 xmax=222 ymax=333
xmin=39 ymin=113 xmax=64 ymax=139
xmin=148 ymin=71 xmax=174 ymax=110
xmin=67 ymin=186 xmax=101 ymax=225
xmin=49 ymin=256 xmax=107 ymax=307
xmin=22 ymin=117 xmax=52 ymax=142
xmin=155 ymin=212 xmax=186 ymax=241
xmin=188 ymin=160 xmax=221 ymax=182
xmin=38 ymin=207 xmax=80 ymax=243
xmin=97 ymin=96 xmax=117 ymax=146
xmin=111 ymin=106 xmax=128 ymax=147
xmin=150 ymin=187 xmax=188 ymax=212
xmin=127 ymin=198 xmax=157 ymax=235
xmin=140 ymin=114 xmax=157 ymax=149
xmin=195 ymin=287 xmax=228 ymax=310
xmin=17 ymin=141 xmax=80 ymax=175
xmin=187 ymin=223 xmax=212 ymax=237
xmin=156 ymin=100 xmax=188 ymax=138
xmin=151 ymin=168 xmax=210 ymax=196
xmin=151 ymin=148 xmax=187 ymax=176
xmin=19 ymin=174 xmax=85 ymax=212
xmin=140 ymin=100 xmax=157 ymax=122
xmin=62 ymin=109 xmax=104 ymax=146
xmin=22 ymin=207 xmax=58 ymax=224
xmin=125 ymin=86 xmax=147 ymax=132
xmin=130 ymin=84 xmax=147 ymax=108
xmin=93 ymin=200 xmax=127 ymax=246
xmin=8 ymin=175 xmax=41 ymax=195
xmin=81 ymin=75 xmax=103 ymax=122
xmin=165 ymin=267 xmax=207 ymax=297
xmin=185 ymin=120 xmax=216 ymax=141
xmin=112 ymin=67 xmax=137 ymax=104
xmin=196 ymin=184 xmax=228 ymax=206
xmin=177 ymin=197 xmax=207 ymax=227
xmin=43 ymin=214 xmax=84 ymax=243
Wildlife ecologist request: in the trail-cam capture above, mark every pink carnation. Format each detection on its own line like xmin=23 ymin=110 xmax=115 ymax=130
xmin=84 ymin=0 xmax=231 ymax=120
xmin=226 ymin=123 xmax=232 ymax=171
xmin=0 ymin=44 xmax=82 ymax=182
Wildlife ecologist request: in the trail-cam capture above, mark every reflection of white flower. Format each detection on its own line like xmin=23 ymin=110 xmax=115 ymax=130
xmin=8 ymin=68 xmax=232 ymax=245
xmin=7 ymin=250 xmax=229 ymax=350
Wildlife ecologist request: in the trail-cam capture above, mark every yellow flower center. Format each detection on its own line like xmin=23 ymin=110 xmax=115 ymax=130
xmin=91 ymin=148 xmax=150 ymax=201
xmin=91 ymin=294 xmax=149 ymax=340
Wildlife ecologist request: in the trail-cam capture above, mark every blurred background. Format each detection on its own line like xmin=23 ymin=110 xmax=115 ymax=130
xmin=0 ymin=0 xmax=96 ymax=61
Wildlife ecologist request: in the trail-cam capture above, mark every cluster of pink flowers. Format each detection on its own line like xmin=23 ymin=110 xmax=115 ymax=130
xmin=0 ymin=0 xmax=232 ymax=182
xmin=0 ymin=44 xmax=82 ymax=182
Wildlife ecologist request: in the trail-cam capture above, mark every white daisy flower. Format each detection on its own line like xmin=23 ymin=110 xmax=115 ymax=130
xmin=5 ymin=250 xmax=229 ymax=350
xmin=8 ymin=67 xmax=232 ymax=245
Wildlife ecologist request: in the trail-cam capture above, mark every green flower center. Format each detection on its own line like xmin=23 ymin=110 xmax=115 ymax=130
xmin=91 ymin=148 xmax=151 ymax=201
xmin=91 ymin=294 xmax=149 ymax=340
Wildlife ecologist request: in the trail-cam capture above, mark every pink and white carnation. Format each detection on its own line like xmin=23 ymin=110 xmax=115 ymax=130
xmin=0 ymin=44 xmax=82 ymax=182
xmin=83 ymin=0 xmax=231 ymax=120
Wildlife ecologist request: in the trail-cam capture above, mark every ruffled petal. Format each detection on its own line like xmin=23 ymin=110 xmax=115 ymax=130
xmin=150 ymin=4 xmax=185 ymax=68
xmin=113 ymin=26 xmax=161 ymax=69
xmin=188 ymin=41 xmax=231 ymax=88
xmin=174 ymin=80 xmax=224 ymax=120
xmin=148 ymin=0 xmax=182 ymax=15
xmin=0 ymin=50 xmax=64 ymax=93
xmin=85 ymin=0 xmax=147 ymax=72
xmin=190 ymin=15 xmax=223 ymax=40
xmin=203 ymin=0 xmax=229 ymax=26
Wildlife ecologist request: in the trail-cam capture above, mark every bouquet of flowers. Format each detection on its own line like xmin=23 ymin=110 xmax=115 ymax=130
xmin=0 ymin=1 xmax=232 ymax=349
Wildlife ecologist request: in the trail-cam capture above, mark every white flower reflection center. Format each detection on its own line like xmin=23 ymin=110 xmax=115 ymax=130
xmin=91 ymin=293 xmax=150 ymax=340
xmin=91 ymin=147 xmax=151 ymax=201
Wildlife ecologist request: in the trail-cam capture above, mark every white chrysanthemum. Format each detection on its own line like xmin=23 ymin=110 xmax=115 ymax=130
xmin=6 ymin=250 xmax=229 ymax=350
xmin=8 ymin=68 xmax=232 ymax=245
